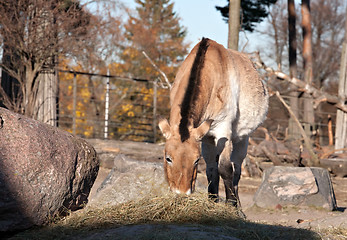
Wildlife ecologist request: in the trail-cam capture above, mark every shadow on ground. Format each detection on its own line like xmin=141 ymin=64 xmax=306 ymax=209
xmin=9 ymin=215 xmax=320 ymax=240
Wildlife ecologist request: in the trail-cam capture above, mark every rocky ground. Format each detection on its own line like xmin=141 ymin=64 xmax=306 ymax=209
xmin=87 ymin=139 xmax=347 ymax=230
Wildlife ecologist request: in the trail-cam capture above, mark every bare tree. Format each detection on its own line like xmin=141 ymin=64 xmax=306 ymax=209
xmin=265 ymin=1 xmax=288 ymax=69
xmin=261 ymin=0 xmax=345 ymax=85
xmin=310 ymin=0 xmax=346 ymax=86
xmin=0 ymin=0 xmax=95 ymax=119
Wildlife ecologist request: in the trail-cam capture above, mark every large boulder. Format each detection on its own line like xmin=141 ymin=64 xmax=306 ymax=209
xmin=0 ymin=107 xmax=99 ymax=232
xmin=253 ymin=166 xmax=337 ymax=210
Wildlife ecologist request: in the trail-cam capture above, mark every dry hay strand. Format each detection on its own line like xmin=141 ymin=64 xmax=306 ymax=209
xmin=60 ymin=192 xmax=242 ymax=230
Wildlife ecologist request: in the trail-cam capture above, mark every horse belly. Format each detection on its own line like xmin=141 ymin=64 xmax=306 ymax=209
xmin=232 ymin=98 xmax=268 ymax=142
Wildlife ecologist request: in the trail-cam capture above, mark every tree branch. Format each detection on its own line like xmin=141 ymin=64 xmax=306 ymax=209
xmin=142 ymin=51 xmax=171 ymax=89
xmin=275 ymin=91 xmax=319 ymax=166
xmin=251 ymin=52 xmax=347 ymax=113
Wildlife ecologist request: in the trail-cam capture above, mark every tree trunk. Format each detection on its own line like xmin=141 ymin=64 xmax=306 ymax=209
xmin=228 ymin=0 xmax=240 ymax=50
xmin=335 ymin=6 xmax=347 ymax=151
xmin=287 ymin=0 xmax=300 ymax=139
xmin=301 ymin=0 xmax=315 ymax=138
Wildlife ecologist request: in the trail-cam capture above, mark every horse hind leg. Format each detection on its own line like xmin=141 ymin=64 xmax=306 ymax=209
xmin=219 ymin=162 xmax=237 ymax=206
xmin=219 ymin=137 xmax=249 ymax=207
xmin=231 ymin=137 xmax=249 ymax=207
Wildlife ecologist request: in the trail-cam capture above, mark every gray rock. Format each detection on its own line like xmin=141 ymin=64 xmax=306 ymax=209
xmin=253 ymin=166 xmax=337 ymax=210
xmin=0 ymin=107 xmax=99 ymax=232
xmin=88 ymin=154 xmax=168 ymax=207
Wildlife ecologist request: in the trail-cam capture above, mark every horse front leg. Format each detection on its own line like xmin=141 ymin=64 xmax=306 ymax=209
xmin=202 ymin=136 xmax=219 ymax=201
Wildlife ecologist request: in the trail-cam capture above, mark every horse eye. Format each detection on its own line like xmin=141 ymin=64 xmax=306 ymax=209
xmin=194 ymin=157 xmax=201 ymax=166
xmin=165 ymin=155 xmax=172 ymax=164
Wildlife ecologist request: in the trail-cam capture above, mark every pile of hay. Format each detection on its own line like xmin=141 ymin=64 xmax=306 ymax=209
xmin=10 ymin=193 xmax=322 ymax=240
xmin=62 ymin=193 xmax=241 ymax=228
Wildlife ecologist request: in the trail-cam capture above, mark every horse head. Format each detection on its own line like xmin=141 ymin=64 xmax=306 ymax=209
xmin=159 ymin=118 xmax=213 ymax=194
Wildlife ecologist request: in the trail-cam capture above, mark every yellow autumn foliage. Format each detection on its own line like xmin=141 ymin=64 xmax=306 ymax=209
xmin=58 ymin=57 xmax=170 ymax=141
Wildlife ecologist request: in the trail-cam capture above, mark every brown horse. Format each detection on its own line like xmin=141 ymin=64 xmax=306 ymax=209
xmin=159 ymin=38 xmax=268 ymax=206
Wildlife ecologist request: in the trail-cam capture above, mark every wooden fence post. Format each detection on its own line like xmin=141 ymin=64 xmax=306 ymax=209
xmin=35 ymin=69 xmax=57 ymax=126
xmin=335 ymin=7 xmax=347 ymax=151
xmin=335 ymin=46 xmax=347 ymax=150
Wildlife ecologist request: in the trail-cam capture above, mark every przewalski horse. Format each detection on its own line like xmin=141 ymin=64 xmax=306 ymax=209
xmin=159 ymin=38 xmax=268 ymax=206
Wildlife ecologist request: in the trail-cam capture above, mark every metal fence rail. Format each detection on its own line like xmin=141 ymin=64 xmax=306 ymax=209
xmin=57 ymin=70 xmax=338 ymax=145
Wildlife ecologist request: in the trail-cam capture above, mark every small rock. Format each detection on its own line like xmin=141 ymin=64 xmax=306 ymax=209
xmin=253 ymin=166 xmax=337 ymax=210
xmin=275 ymin=204 xmax=282 ymax=210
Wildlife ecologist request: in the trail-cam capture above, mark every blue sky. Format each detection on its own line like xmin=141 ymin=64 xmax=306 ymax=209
xmin=124 ymin=0 xmax=263 ymax=52
xmin=122 ymin=0 xmax=264 ymax=52
xmin=123 ymin=0 xmax=231 ymax=48
xmin=173 ymin=0 xmax=229 ymax=47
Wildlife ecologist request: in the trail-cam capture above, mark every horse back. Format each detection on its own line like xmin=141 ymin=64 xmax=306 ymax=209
xmin=170 ymin=38 xmax=268 ymax=140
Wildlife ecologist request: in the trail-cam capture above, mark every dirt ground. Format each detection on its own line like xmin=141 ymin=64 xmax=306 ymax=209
xmin=88 ymin=139 xmax=347 ymax=230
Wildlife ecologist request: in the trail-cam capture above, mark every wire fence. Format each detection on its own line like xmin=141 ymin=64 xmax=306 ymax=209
xmin=57 ymin=70 xmax=170 ymax=143
xmin=57 ymin=70 xmax=338 ymax=145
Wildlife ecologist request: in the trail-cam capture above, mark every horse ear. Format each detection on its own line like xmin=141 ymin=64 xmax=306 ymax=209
xmin=158 ymin=118 xmax=171 ymax=139
xmin=193 ymin=119 xmax=213 ymax=141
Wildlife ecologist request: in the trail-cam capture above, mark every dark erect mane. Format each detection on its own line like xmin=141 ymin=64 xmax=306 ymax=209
xmin=179 ymin=37 xmax=210 ymax=142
